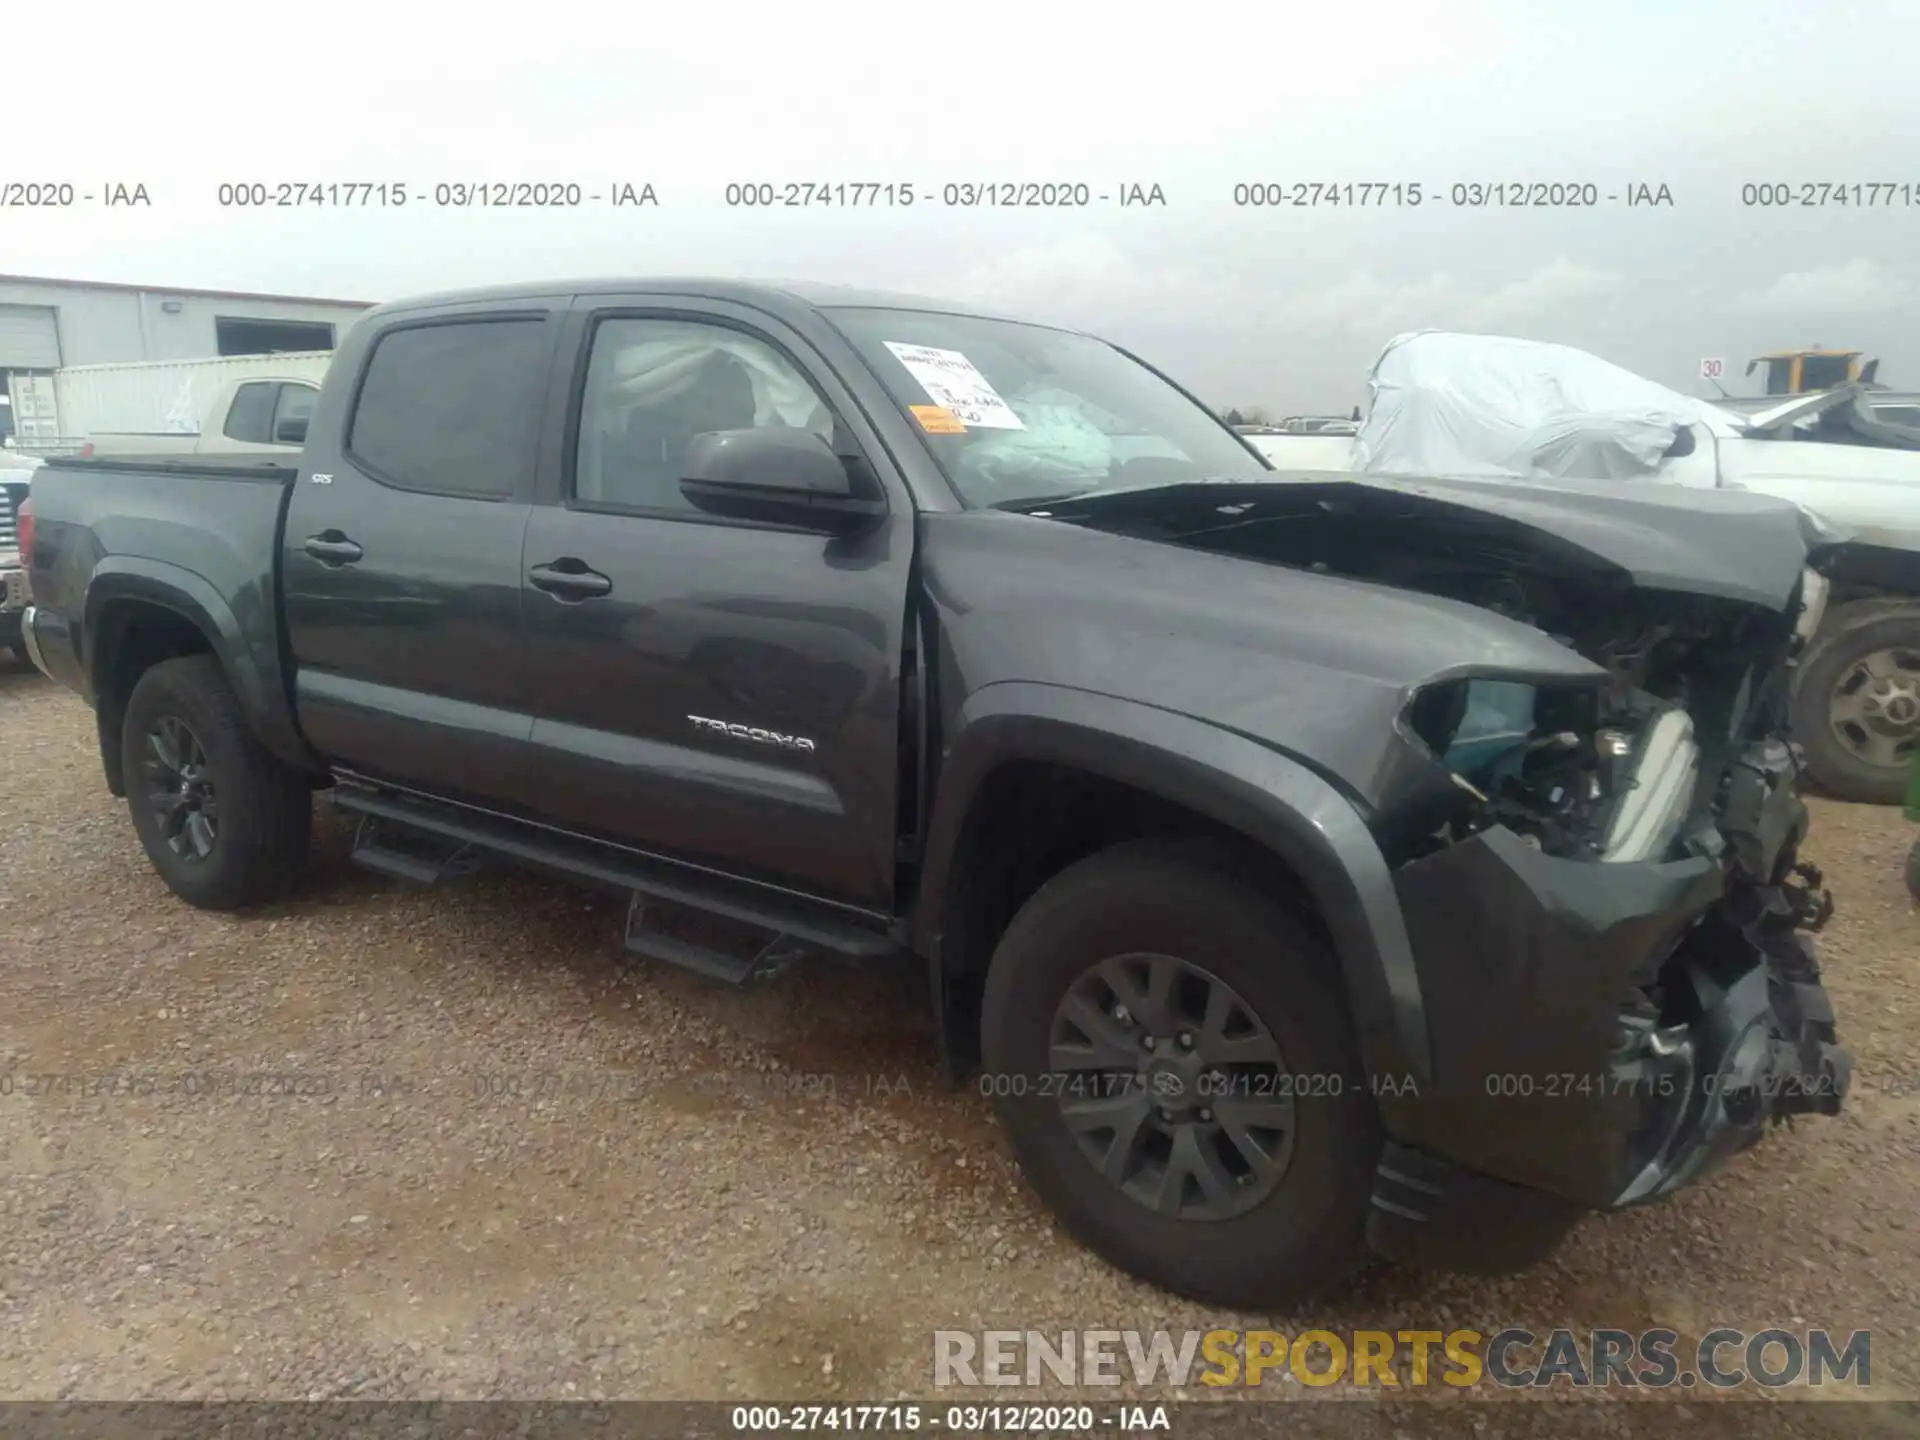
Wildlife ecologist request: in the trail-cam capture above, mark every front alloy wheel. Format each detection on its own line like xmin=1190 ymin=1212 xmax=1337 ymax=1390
xmin=979 ymin=838 xmax=1381 ymax=1308
xmin=1051 ymin=952 xmax=1295 ymax=1221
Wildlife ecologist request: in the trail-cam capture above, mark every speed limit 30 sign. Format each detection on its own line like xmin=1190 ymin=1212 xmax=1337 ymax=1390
xmin=1700 ymin=357 xmax=1727 ymax=381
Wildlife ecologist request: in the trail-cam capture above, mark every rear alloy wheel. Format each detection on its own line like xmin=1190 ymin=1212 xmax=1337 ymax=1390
xmin=980 ymin=838 xmax=1381 ymax=1308
xmin=121 ymin=655 xmax=312 ymax=910
xmin=1794 ymin=605 xmax=1920 ymax=805
xmin=143 ymin=715 xmax=221 ymax=863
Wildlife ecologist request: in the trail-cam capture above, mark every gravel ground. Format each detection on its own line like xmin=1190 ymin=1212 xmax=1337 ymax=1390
xmin=2 ymin=653 xmax=1916 ymax=1417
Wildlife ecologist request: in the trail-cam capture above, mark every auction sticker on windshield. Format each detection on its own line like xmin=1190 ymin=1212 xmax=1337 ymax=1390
xmin=885 ymin=343 xmax=1026 ymax=429
xmin=909 ymin=404 xmax=968 ymax=434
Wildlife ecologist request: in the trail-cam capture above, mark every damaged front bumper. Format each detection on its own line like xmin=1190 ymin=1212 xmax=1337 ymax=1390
xmin=1365 ymin=809 xmax=1849 ymax=1276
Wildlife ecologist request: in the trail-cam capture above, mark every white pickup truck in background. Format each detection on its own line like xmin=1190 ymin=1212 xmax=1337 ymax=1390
xmin=1250 ymin=331 xmax=1920 ymax=803
xmin=78 ymin=373 xmax=323 ymax=458
xmin=11 ymin=350 xmax=336 ymax=459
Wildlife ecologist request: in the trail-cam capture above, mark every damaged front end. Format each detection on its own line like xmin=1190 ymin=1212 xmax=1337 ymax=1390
xmin=1373 ymin=572 xmax=1850 ymax=1269
xmin=1015 ymin=473 xmax=1854 ymax=1270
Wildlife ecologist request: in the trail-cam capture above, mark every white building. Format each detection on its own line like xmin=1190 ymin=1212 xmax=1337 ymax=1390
xmin=0 ymin=274 xmax=374 ymax=444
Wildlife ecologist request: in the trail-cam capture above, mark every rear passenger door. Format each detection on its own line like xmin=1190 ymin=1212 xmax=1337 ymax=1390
xmin=282 ymin=306 xmax=563 ymax=809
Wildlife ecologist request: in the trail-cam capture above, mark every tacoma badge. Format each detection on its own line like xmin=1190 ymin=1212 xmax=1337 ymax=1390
xmin=688 ymin=715 xmax=816 ymax=753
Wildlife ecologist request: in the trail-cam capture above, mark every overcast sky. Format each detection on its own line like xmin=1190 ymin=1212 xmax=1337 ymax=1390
xmin=7 ymin=0 xmax=1919 ymax=412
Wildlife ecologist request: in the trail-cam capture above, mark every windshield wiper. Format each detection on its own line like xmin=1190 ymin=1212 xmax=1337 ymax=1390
xmin=991 ymin=489 xmax=1103 ymax=512
xmin=995 ymin=474 xmax=1288 ymax=515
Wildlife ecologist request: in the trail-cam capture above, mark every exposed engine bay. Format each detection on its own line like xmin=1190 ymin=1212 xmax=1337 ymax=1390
xmin=1395 ymin=577 xmax=1799 ymax=876
xmin=1296 ymin=515 xmax=1828 ymax=900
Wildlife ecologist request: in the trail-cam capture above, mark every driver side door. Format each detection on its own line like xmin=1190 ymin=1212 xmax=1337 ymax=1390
xmin=518 ymin=296 xmax=917 ymax=912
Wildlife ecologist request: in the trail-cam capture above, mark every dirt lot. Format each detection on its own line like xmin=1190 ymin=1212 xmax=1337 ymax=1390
xmin=2 ymin=654 xmax=1916 ymax=1413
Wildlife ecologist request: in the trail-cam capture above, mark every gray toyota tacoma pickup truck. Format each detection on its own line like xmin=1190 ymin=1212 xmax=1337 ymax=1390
xmin=21 ymin=279 xmax=1851 ymax=1306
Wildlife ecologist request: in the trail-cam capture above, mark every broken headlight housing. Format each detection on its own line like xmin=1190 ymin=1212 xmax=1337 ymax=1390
xmin=1403 ymin=676 xmax=1701 ymax=864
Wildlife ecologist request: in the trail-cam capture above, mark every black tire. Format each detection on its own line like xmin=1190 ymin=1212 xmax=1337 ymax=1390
xmin=1792 ymin=602 xmax=1920 ymax=805
xmin=979 ymin=838 xmax=1382 ymax=1308
xmin=121 ymin=655 xmax=312 ymax=910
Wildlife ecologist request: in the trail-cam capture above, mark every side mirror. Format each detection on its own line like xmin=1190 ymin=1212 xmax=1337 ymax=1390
xmin=680 ymin=428 xmax=886 ymax=535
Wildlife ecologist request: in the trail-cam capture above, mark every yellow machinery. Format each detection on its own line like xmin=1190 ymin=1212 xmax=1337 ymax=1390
xmin=1747 ymin=348 xmax=1878 ymax=396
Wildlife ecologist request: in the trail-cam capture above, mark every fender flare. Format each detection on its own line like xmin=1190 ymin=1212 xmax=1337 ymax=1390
xmin=913 ymin=681 xmax=1432 ymax=1088
xmin=82 ymin=557 xmax=315 ymax=774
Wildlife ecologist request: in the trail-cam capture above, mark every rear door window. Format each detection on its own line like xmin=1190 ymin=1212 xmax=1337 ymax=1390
xmin=347 ymin=319 xmax=549 ymax=498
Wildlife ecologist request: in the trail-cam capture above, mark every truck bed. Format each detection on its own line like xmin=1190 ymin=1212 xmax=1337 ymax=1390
xmin=25 ymin=455 xmax=300 ymax=743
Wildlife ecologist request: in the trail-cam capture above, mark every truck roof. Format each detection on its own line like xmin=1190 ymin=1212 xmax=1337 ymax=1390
xmin=370 ymin=278 xmax=1070 ymax=332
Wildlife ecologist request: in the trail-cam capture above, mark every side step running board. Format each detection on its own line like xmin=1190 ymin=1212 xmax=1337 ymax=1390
xmin=350 ymin=814 xmax=486 ymax=886
xmin=328 ymin=784 xmax=901 ymax=977
xmin=624 ymin=895 xmax=809 ymax=987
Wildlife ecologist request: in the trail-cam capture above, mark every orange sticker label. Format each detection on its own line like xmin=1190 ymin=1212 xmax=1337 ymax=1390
xmin=910 ymin=404 xmax=967 ymax=434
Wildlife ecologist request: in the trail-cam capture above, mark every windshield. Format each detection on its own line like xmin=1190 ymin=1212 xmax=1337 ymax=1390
xmin=824 ymin=307 xmax=1270 ymax=508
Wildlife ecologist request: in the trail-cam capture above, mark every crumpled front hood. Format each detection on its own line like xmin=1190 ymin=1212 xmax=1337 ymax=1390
xmin=1036 ymin=472 xmax=1827 ymax=612
xmin=1355 ymin=471 xmax=1829 ymax=609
